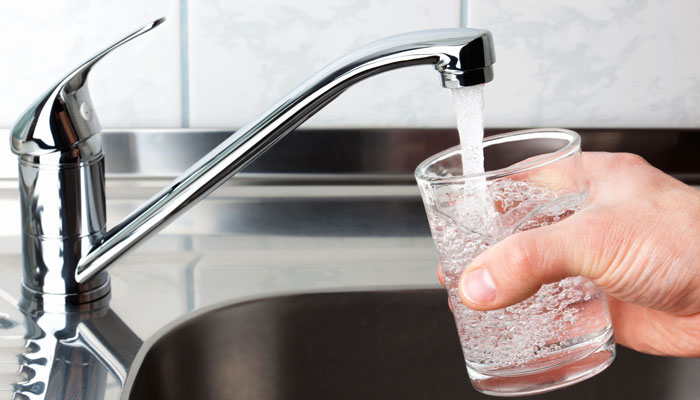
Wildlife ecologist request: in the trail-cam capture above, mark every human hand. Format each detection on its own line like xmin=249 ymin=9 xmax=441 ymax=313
xmin=439 ymin=152 xmax=700 ymax=357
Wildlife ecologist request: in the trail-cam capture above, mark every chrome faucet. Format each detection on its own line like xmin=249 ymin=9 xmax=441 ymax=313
xmin=9 ymin=17 xmax=494 ymax=398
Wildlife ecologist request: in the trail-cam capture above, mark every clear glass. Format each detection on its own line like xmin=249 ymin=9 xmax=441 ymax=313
xmin=415 ymin=129 xmax=615 ymax=396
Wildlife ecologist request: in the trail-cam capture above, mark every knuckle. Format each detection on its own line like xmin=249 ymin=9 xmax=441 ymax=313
xmin=569 ymin=211 xmax=613 ymax=279
xmin=615 ymin=152 xmax=649 ymax=168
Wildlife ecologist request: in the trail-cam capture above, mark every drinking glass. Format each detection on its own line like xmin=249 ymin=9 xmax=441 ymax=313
xmin=415 ymin=129 xmax=615 ymax=396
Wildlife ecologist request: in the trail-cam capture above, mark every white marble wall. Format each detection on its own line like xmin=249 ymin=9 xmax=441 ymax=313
xmin=187 ymin=0 xmax=461 ymax=128
xmin=0 ymin=1 xmax=182 ymax=129
xmin=0 ymin=1 xmax=698 ymax=129
xmin=470 ymin=0 xmax=700 ymax=128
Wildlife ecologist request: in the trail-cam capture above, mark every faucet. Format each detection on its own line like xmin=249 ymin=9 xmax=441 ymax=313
xmin=9 ymin=17 xmax=494 ymax=398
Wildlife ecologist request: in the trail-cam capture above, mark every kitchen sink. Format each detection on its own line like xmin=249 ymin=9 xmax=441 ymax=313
xmin=2 ymin=128 xmax=699 ymax=399
xmin=125 ymin=289 xmax=700 ymax=400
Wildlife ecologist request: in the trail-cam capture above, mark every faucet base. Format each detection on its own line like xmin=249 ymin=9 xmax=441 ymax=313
xmin=19 ymin=277 xmax=112 ymax=314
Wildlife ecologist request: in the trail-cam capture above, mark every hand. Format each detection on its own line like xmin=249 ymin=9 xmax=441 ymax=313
xmin=438 ymin=152 xmax=700 ymax=357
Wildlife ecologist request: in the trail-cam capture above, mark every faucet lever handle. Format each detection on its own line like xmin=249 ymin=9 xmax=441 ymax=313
xmin=11 ymin=17 xmax=165 ymax=160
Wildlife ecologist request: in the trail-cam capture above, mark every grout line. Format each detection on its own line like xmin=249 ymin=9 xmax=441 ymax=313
xmin=460 ymin=0 xmax=469 ymax=28
xmin=180 ymin=0 xmax=191 ymax=128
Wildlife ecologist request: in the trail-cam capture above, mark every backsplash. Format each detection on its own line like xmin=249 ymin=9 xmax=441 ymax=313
xmin=471 ymin=0 xmax=700 ymax=128
xmin=187 ymin=0 xmax=460 ymax=128
xmin=0 ymin=1 xmax=182 ymax=128
xmin=0 ymin=0 xmax=698 ymax=129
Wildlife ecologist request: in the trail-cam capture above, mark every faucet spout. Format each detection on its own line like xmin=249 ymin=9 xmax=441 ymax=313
xmin=76 ymin=28 xmax=495 ymax=284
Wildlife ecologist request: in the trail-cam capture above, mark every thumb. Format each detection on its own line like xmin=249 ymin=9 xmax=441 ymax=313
xmin=458 ymin=217 xmax=594 ymax=311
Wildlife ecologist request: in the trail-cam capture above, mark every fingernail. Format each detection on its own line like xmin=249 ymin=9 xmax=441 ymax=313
xmin=460 ymin=268 xmax=497 ymax=305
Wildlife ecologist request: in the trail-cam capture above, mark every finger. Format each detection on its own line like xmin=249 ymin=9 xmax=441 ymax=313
xmin=437 ymin=263 xmax=446 ymax=288
xmin=458 ymin=215 xmax=594 ymax=311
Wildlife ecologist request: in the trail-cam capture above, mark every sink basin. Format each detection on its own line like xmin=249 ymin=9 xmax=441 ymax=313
xmin=125 ymin=289 xmax=700 ymax=400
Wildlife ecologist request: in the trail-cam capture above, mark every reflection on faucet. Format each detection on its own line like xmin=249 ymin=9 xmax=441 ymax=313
xmin=1 ymin=290 xmax=25 ymax=397
xmin=13 ymin=307 xmax=141 ymax=399
xmin=9 ymin=16 xmax=495 ymax=399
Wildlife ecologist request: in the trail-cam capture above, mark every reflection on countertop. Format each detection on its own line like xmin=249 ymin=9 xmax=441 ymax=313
xmin=0 ymin=175 xmax=439 ymax=399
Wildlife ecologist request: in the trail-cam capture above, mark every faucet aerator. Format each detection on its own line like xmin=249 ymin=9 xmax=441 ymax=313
xmin=440 ymin=65 xmax=495 ymax=89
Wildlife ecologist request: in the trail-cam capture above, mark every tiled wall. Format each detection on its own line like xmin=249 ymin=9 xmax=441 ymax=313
xmin=0 ymin=1 xmax=182 ymax=128
xmin=472 ymin=0 xmax=700 ymax=128
xmin=1 ymin=1 xmax=699 ymax=129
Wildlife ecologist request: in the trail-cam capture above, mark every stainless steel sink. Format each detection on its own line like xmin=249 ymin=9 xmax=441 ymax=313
xmin=2 ymin=128 xmax=699 ymax=399
xmin=124 ymin=289 xmax=700 ymax=400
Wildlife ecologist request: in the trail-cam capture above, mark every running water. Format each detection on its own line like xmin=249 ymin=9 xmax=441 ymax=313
xmin=450 ymin=84 xmax=490 ymax=218
xmin=451 ymin=85 xmax=485 ymax=177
